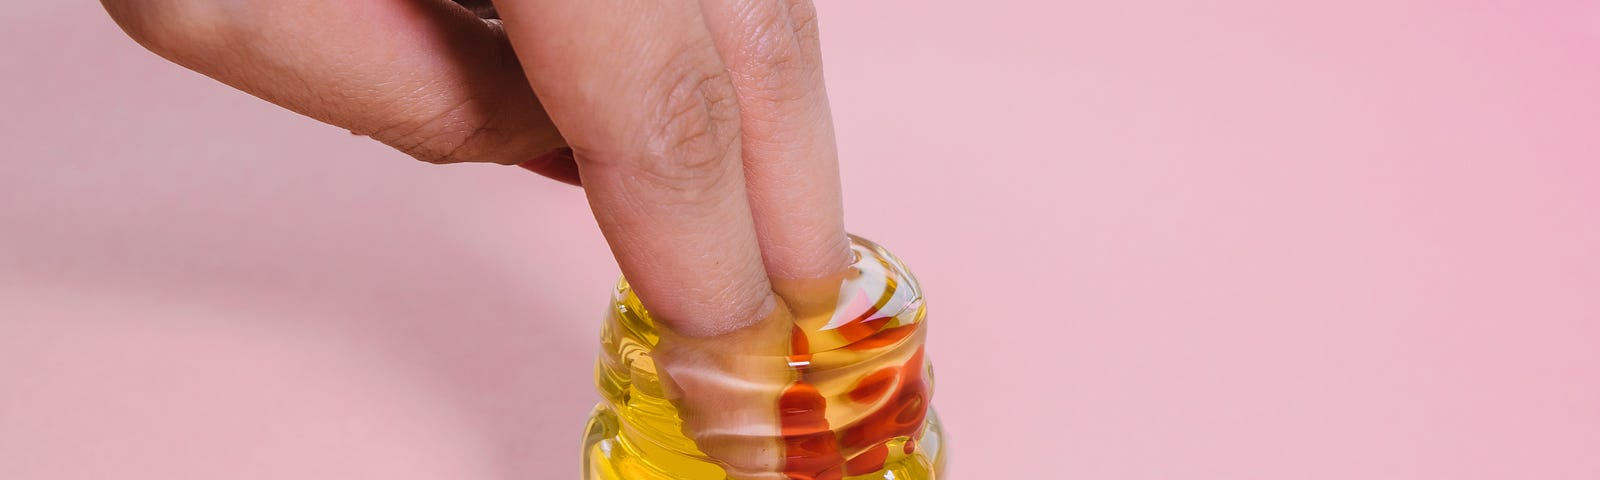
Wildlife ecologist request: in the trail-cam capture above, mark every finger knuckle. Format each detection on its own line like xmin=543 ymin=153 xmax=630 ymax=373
xmin=611 ymin=150 xmax=737 ymax=209
xmin=625 ymin=47 xmax=743 ymax=193
xmin=727 ymin=3 xmax=821 ymax=105
xmin=788 ymin=1 xmax=823 ymax=48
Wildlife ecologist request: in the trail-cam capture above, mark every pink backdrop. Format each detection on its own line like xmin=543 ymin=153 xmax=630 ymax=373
xmin=4 ymin=1 xmax=1599 ymax=478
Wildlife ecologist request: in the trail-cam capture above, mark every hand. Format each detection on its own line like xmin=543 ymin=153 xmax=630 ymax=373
xmin=101 ymin=0 xmax=850 ymax=336
xmin=102 ymin=1 xmax=852 ymax=476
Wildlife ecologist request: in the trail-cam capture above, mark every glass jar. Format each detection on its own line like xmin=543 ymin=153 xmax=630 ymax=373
xmin=581 ymin=235 xmax=947 ymax=479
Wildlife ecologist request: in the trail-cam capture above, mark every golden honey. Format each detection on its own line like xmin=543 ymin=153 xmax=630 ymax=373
xmin=582 ymin=235 xmax=947 ymax=479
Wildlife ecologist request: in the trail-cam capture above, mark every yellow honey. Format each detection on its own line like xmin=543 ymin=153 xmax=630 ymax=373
xmin=581 ymin=235 xmax=946 ymax=479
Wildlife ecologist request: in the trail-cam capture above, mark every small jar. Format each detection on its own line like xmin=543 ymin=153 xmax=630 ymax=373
xmin=582 ymin=235 xmax=947 ymax=479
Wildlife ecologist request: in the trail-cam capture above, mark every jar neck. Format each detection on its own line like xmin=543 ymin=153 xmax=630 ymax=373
xmin=595 ymin=234 xmax=935 ymax=477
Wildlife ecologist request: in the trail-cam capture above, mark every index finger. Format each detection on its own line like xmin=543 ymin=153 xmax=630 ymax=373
xmin=493 ymin=0 xmax=774 ymax=338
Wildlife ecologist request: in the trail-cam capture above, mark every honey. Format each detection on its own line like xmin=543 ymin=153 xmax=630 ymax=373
xmin=582 ymin=235 xmax=946 ymax=479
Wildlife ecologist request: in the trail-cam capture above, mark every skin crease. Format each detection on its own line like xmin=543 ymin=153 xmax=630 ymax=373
xmin=100 ymin=0 xmax=852 ymax=477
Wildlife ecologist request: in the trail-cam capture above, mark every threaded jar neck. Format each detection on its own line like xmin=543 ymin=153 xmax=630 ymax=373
xmin=593 ymin=235 xmax=936 ymax=477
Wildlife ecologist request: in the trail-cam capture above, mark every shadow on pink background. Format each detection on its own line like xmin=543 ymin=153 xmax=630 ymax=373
xmin=3 ymin=1 xmax=1599 ymax=478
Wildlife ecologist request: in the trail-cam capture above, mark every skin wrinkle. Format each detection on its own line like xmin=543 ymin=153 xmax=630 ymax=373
xmin=370 ymin=92 xmax=477 ymax=162
xmin=642 ymin=40 xmax=741 ymax=168
xmin=379 ymin=66 xmax=531 ymax=164
xmin=721 ymin=2 xmax=813 ymax=102
xmin=359 ymin=13 xmax=534 ymax=163
xmin=784 ymin=0 xmax=821 ymax=49
xmin=433 ymin=100 xmax=506 ymax=164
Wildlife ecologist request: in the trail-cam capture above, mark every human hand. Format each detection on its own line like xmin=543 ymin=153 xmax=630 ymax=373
xmin=103 ymin=0 xmax=851 ymax=476
xmin=101 ymin=0 xmax=848 ymax=334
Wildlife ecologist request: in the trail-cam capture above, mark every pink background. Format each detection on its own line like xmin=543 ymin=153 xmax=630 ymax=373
xmin=4 ymin=1 xmax=1600 ymax=478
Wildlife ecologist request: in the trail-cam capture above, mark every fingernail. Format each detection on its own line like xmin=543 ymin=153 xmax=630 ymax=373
xmin=519 ymin=147 xmax=581 ymax=186
xmin=520 ymin=147 xmax=572 ymax=169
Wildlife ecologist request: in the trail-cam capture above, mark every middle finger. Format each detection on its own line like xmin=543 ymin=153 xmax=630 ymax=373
xmin=492 ymin=0 xmax=790 ymax=476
